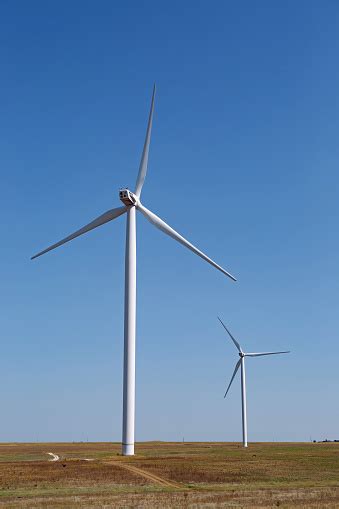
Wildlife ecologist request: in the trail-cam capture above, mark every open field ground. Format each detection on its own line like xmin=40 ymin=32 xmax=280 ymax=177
xmin=0 ymin=442 xmax=338 ymax=508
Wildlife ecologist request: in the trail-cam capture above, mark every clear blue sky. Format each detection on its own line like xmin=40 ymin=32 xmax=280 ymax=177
xmin=0 ymin=1 xmax=338 ymax=443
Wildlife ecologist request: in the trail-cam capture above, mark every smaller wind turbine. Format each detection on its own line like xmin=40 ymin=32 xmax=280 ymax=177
xmin=218 ymin=317 xmax=290 ymax=448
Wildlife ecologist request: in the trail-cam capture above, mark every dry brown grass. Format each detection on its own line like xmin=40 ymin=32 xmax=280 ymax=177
xmin=0 ymin=460 xmax=149 ymax=487
xmin=131 ymin=441 xmax=339 ymax=486
xmin=2 ymin=488 xmax=339 ymax=508
xmin=0 ymin=442 xmax=338 ymax=508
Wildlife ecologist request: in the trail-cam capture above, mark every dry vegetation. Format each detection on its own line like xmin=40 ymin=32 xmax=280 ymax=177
xmin=0 ymin=442 xmax=338 ymax=507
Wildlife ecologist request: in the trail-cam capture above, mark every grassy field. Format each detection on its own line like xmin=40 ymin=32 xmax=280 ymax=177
xmin=0 ymin=442 xmax=338 ymax=507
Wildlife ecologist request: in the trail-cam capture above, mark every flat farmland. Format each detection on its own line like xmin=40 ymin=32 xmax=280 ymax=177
xmin=0 ymin=442 xmax=338 ymax=508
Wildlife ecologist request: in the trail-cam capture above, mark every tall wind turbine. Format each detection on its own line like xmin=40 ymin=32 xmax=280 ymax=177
xmin=31 ymin=86 xmax=237 ymax=456
xmin=218 ymin=318 xmax=289 ymax=448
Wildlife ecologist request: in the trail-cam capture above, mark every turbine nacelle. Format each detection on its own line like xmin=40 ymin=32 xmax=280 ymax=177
xmin=119 ymin=189 xmax=139 ymax=207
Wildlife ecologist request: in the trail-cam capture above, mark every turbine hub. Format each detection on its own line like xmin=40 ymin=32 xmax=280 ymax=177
xmin=239 ymin=352 xmax=245 ymax=358
xmin=119 ymin=189 xmax=138 ymax=207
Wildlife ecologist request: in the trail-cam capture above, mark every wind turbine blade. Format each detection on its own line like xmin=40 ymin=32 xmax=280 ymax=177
xmin=137 ymin=203 xmax=236 ymax=281
xmin=217 ymin=317 xmax=242 ymax=352
xmin=245 ymin=351 xmax=290 ymax=357
xmin=224 ymin=359 xmax=241 ymax=398
xmin=31 ymin=206 xmax=128 ymax=260
xmin=134 ymin=84 xmax=156 ymax=198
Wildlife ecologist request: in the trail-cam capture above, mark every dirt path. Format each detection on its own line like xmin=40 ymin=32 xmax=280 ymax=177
xmin=104 ymin=460 xmax=183 ymax=489
xmin=46 ymin=452 xmax=59 ymax=462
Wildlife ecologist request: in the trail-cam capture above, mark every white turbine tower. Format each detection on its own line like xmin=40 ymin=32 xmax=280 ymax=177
xmin=218 ymin=317 xmax=289 ymax=448
xmin=31 ymin=86 xmax=237 ymax=456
